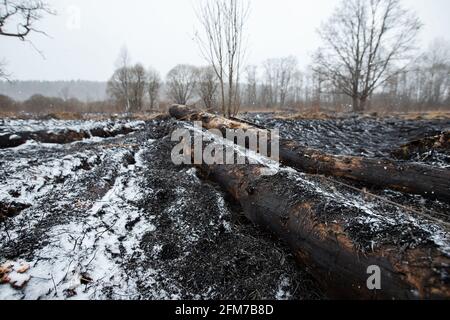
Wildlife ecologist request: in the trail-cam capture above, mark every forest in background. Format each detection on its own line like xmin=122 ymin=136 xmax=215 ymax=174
xmin=0 ymin=0 xmax=449 ymax=116
xmin=0 ymin=80 xmax=107 ymax=102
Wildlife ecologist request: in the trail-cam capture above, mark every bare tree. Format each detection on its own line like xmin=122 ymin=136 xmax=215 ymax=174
xmin=289 ymin=70 xmax=304 ymax=108
xmin=128 ymin=63 xmax=146 ymax=112
xmin=0 ymin=0 xmax=52 ymax=39
xmin=197 ymin=66 xmax=218 ymax=110
xmin=166 ymin=64 xmax=198 ymax=105
xmin=147 ymin=67 xmax=161 ymax=110
xmin=381 ymin=38 xmax=450 ymax=110
xmin=313 ymin=0 xmax=422 ymax=112
xmin=195 ymin=0 xmax=250 ymax=117
xmin=262 ymin=56 xmax=298 ymax=108
xmin=107 ymin=48 xmax=147 ymax=112
xmin=419 ymin=39 xmax=450 ymax=106
xmin=0 ymin=0 xmax=52 ymax=79
xmin=113 ymin=46 xmax=132 ymax=111
xmin=107 ymin=69 xmax=129 ymax=112
xmin=244 ymin=65 xmax=258 ymax=108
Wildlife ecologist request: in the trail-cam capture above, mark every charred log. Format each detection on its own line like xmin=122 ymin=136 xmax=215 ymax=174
xmin=0 ymin=133 xmax=27 ymax=148
xmin=197 ymin=163 xmax=450 ymax=299
xmin=169 ymin=105 xmax=450 ymax=203
xmin=0 ymin=125 xmax=138 ymax=149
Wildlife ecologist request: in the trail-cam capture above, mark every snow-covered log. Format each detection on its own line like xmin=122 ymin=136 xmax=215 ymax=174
xmin=0 ymin=125 xmax=136 ymax=149
xmin=196 ymin=163 xmax=450 ymax=299
xmin=170 ymin=105 xmax=450 ymax=203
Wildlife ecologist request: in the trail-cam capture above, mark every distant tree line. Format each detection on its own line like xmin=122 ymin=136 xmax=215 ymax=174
xmin=1 ymin=0 xmax=449 ymax=115
xmin=0 ymin=94 xmax=123 ymax=114
xmin=0 ymin=80 xmax=107 ymax=102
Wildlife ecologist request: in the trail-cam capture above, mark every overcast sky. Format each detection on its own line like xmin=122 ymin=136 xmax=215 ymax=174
xmin=2 ymin=0 xmax=450 ymax=81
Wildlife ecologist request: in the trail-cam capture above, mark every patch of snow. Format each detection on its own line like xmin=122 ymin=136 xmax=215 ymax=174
xmin=0 ymin=147 xmax=167 ymax=300
xmin=275 ymin=276 xmax=292 ymax=300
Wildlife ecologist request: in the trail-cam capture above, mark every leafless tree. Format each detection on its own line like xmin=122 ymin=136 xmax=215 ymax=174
xmin=419 ymin=39 xmax=450 ymax=105
xmin=166 ymin=64 xmax=199 ymax=105
xmin=262 ymin=56 xmax=298 ymax=108
xmin=197 ymin=66 xmax=218 ymax=110
xmin=147 ymin=67 xmax=161 ymax=110
xmin=289 ymin=70 xmax=304 ymax=108
xmin=0 ymin=0 xmax=52 ymax=79
xmin=107 ymin=63 xmax=146 ymax=113
xmin=379 ymin=38 xmax=450 ymax=110
xmin=107 ymin=48 xmax=147 ymax=112
xmin=128 ymin=63 xmax=146 ymax=112
xmin=106 ymin=47 xmax=131 ymax=111
xmin=313 ymin=0 xmax=422 ymax=112
xmin=107 ymin=67 xmax=128 ymax=111
xmin=195 ymin=0 xmax=250 ymax=117
xmin=0 ymin=0 xmax=52 ymax=39
xmin=113 ymin=46 xmax=132 ymax=111
xmin=106 ymin=47 xmax=148 ymax=112
xmin=244 ymin=65 xmax=258 ymax=107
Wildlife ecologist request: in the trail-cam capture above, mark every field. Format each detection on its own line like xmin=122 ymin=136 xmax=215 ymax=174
xmin=0 ymin=112 xmax=449 ymax=299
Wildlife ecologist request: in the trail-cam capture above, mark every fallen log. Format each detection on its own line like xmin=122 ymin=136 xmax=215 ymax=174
xmin=196 ymin=163 xmax=450 ymax=299
xmin=170 ymin=105 xmax=450 ymax=203
xmin=0 ymin=124 xmax=137 ymax=149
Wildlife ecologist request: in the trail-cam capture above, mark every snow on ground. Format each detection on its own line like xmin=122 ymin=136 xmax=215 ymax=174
xmin=0 ymin=118 xmax=145 ymax=135
xmin=3 ymin=116 xmax=447 ymax=300
xmin=1 ymin=119 xmax=317 ymax=300
xmin=0 ymin=137 xmax=181 ymax=299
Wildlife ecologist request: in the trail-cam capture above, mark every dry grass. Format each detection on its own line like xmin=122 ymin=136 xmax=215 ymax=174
xmin=43 ymin=112 xmax=85 ymax=120
xmin=2 ymin=107 xmax=449 ymax=122
xmin=273 ymin=111 xmax=334 ymax=120
xmin=395 ymin=111 xmax=450 ymax=120
xmin=0 ymin=112 xmax=33 ymax=119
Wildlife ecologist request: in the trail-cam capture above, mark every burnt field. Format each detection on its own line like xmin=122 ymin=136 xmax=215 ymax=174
xmin=0 ymin=112 xmax=449 ymax=300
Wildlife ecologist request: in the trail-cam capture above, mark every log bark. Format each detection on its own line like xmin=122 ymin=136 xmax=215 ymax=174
xmin=196 ymin=163 xmax=450 ymax=299
xmin=169 ymin=105 xmax=450 ymax=203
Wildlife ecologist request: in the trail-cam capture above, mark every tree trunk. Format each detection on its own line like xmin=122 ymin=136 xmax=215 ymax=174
xmin=352 ymin=96 xmax=362 ymax=112
xmin=360 ymin=97 xmax=368 ymax=111
xmin=169 ymin=105 xmax=450 ymax=203
xmin=196 ymin=163 xmax=450 ymax=299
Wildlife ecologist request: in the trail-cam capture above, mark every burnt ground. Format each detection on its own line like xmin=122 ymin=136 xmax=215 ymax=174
xmin=0 ymin=117 xmax=320 ymax=300
xmin=243 ymin=113 xmax=450 ymax=167
xmin=0 ymin=114 xmax=449 ymax=300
